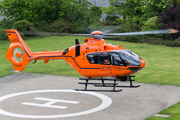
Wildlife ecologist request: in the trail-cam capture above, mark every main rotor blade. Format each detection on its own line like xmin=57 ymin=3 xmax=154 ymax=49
xmin=104 ymin=29 xmax=179 ymax=36
xmin=21 ymin=29 xmax=178 ymax=37
xmin=21 ymin=31 xmax=91 ymax=36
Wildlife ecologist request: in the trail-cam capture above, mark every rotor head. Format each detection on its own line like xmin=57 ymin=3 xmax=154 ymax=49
xmin=91 ymin=31 xmax=103 ymax=40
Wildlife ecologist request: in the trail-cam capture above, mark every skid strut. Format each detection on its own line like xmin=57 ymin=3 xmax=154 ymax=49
xmin=74 ymin=75 xmax=140 ymax=92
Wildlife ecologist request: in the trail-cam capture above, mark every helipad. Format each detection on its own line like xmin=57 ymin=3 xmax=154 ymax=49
xmin=0 ymin=72 xmax=180 ymax=120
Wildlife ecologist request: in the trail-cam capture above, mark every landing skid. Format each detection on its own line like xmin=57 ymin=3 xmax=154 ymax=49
xmin=75 ymin=88 xmax=122 ymax=92
xmin=74 ymin=75 xmax=140 ymax=92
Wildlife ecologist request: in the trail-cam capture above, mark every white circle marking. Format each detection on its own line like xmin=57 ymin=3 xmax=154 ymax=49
xmin=0 ymin=90 xmax=112 ymax=118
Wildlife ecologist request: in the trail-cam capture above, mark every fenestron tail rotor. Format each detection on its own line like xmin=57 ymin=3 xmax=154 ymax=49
xmin=13 ymin=47 xmax=24 ymax=63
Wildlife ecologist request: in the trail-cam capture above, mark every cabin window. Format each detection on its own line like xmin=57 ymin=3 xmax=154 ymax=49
xmin=87 ymin=54 xmax=98 ymax=64
xmin=99 ymin=53 xmax=110 ymax=64
xmin=87 ymin=52 xmax=125 ymax=66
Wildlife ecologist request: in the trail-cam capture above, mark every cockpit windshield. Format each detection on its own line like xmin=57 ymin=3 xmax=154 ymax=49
xmin=115 ymin=50 xmax=141 ymax=66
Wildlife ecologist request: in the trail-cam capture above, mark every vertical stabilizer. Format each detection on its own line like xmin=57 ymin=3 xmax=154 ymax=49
xmin=6 ymin=29 xmax=32 ymax=71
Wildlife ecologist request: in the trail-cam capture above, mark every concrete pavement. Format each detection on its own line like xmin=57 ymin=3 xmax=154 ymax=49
xmin=0 ymin=72 xmax=179 ymax=120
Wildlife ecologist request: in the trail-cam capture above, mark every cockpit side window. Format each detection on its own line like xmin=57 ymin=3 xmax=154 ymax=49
xmin=111 ymin=53 xmax=124 ymax=66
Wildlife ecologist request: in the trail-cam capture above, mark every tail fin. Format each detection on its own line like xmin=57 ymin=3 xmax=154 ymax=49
xmin=6 ymin=29 xmax=32 ymax=71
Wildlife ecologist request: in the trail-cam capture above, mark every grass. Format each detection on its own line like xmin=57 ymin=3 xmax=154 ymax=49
xmin=0 ymin=40 xmax=16 ymax=77
xmin=0 ymin=35 xmax=180 ymax=119
xmin=146 ymin=103 xmax=180 ymax=120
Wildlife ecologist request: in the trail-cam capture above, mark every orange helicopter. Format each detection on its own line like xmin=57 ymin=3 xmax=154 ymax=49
xmin=5 ymin=29 xmax=178 ymax=92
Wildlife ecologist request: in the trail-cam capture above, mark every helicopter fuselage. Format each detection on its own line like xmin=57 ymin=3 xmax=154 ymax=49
xmin=5 ymin=30 xmax=145 ymax=78
xmin=61 ymin=38 xmax=145 ymax=78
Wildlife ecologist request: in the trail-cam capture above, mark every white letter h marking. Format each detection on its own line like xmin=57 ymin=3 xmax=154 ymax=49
xmin=22 ymin=97 xmax=79 ymax=109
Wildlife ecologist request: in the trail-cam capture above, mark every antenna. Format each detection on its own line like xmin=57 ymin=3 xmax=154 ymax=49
xmin=75 ymin=39 xmax=80 ymax=45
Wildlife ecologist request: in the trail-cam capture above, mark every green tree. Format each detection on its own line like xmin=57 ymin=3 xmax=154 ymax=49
xmin=0 ymin=0 xmax=101 ymax=28
xmin=0 ymin=0 xmax=67 ymax=25
xmin=107 ymin=0 xmax=180 ymax=25
xmin=64 ymin=0 xmax=101 ymax=27
xmin=158 ymin=4 xmax=180 ymax=40
xmin=90 ymin=6 xmax=102 ymax=21
xmin=141 ymin=16 xmax=159 ymax=31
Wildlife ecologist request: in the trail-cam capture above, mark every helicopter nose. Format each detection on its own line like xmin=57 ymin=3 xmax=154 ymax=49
xmin=141 ymin=59 xmax=146 ymax=68
xmin=129 ymin=59 xmax=145 ymax=73
xmin=139 ymin=59 xmax=145 ymax=71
